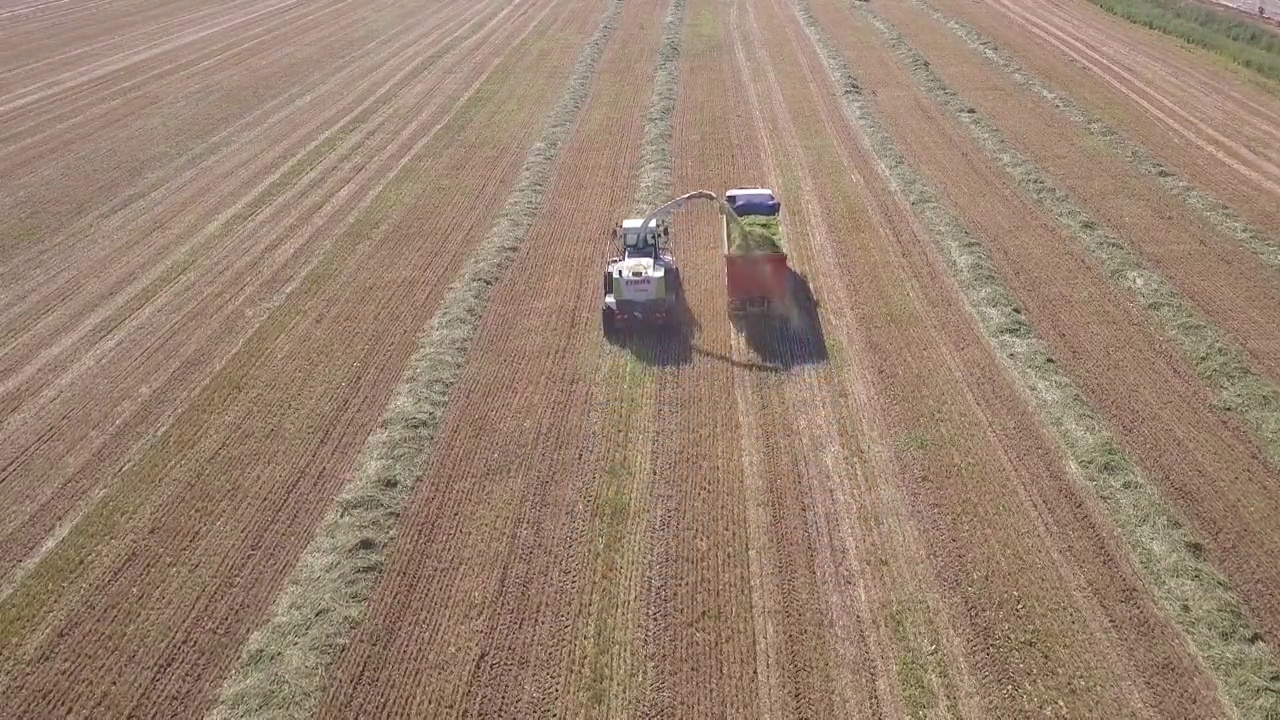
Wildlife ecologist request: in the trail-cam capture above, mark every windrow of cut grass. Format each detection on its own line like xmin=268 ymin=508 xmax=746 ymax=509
xmin=571 ymin=0 xmax=686 ymax=710
xmin=0 ymin=0 xmax=555 ymax=674
xmin=858 ymin=4 xmax=1280 ymax=473
xmin=633 ymin=0 xmax=769 ymax=712
xmin=799 ymin=0 xmax=1280 ymax=715
xmin=206 ymin=1 xmax=626 ymax=717
xmin=634 ymin=0 xmax=685 ymax=214
xmin=906 ymin=0 xmax=1280 ymax=274
xmin=1081 ymin=0 xmax=1280 ymax=83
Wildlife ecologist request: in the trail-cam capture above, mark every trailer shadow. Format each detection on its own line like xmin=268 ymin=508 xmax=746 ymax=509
xmin=729 ymin=269 xmax=828 ymax=369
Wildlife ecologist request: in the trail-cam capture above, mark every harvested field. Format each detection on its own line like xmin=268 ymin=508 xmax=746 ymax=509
xmin=4 ymin=0 xmax=1280 ymax=716
xmin=926 ymin=0 xmax=1280 ymax=249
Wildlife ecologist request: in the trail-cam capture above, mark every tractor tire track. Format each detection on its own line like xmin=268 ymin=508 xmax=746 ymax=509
xmin=0 ymin=0 xmax=537 ymax=600
xmin=560 ymin=0 xmax=686 ymax=714
xmin=902 ymin=0 xmax=1280 ymax=274
xmin=732 ymin=0 xmax=983 ymax=714
xmin=0 ymin=0 xmax=516 ymax=520
xmin=727 ymin=1 xmax=883 ymax=715
xmin=0 ymin=0 xmax=237 ymax=89
xmin=0 ymin=0 xmax=352 ymax=149
xmin=0 ymin=0 xmax=442 ymax=319
xmin=314 ymin=1 xmax=670 ymax=715
xmin=0 ymin=0 xmax=311 ymax=115
xmin=0 ymin=0 xmax=467 ymax=355
xmin=985 ymin=0 xmax=1280 ymax=193
xmin=638 ymin=0 xmax=761 ymax=716
xmin=832 ymin=0 xmax=1280 ymax=657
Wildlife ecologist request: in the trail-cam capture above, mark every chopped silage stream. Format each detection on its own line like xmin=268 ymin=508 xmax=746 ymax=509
xmin=206 ymin=1 xmax=626 ymax=717
xmin=729 ymin=214 xmax=785 ymax=253
xmin=795 ymin=0 xmax=1280 ymax=714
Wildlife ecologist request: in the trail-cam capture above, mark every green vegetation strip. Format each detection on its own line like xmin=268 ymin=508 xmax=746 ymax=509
xmin=796 ymin=0 xmax=1280 ymax=714
xmin=634 ymin=0 xmax=684 ymax=214
xmin=1083 ymin=0 xmax=1280 ymax=83
xmin=907 ymin=0 xmax=1280 ymax=274
xmin=862 ymin=6 xmax=1280 ymax=471
xmin=206 ymin=2 xmax=626 ymax=717
xmin=582 ymin=0 xmax=685 ymax=709
xmin=889 ymin=597 xmax=947 ymax=718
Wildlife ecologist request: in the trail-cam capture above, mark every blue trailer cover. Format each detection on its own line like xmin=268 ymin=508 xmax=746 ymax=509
xmin=727 ymin=190 xmax=780 ymax=217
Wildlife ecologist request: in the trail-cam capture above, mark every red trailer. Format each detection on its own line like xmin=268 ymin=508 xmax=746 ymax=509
xmin=724 ymin=251 xmax=790 ymax=313
xmin=722 ymin=187 xmax=791 ymax=315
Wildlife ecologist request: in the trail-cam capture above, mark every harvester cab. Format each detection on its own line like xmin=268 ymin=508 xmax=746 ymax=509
xmin=601 ymin=218 xmax=681 ymax=336
xmin=619 ymin=217 xmax=668 ymax=255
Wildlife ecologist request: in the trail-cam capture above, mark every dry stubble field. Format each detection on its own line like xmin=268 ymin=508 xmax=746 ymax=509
xmin=2 ymin=0 xmax=1280 ymax=716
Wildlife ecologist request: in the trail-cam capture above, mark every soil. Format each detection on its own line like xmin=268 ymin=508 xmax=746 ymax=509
xmin=637 ymin=3 xmax=762 ymax=715
xmin=0 ymin=0 xmax=523 ymax=577
xmin=816 ymin=0 xmax=1277 ymax=701
xmin=2 ymin=0 xmax=1275 ymax=714
xmin=873 ymin=0 xmax=1280 ymax=383
xmin=758 ymin=0 xmax=1227 ymax=714
xmin=316 ymin=0 xmax=667 ymax=715
xmin=0 ymin=0 xmax=601 ymax=715
xmin=885 ymin=0 xmax=1280 ymax=659
xmin=928 ymin=0 xmax=1280 ymax=243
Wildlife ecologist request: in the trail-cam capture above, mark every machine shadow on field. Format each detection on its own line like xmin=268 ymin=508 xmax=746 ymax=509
xmin=604 ymin=291 xmax=696 ymax=367
xmin=690 ymin=345 xmax=784 ymax=374
xmin=730 ymin=269 xmax=828 ymax=369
